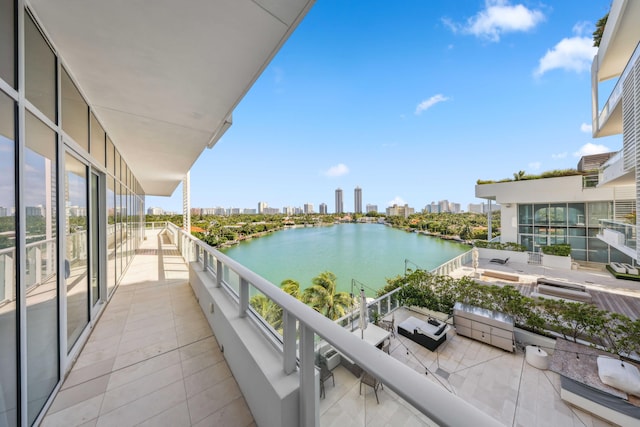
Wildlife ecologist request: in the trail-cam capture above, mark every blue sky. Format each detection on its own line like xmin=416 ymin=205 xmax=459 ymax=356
xmin=147 ymin=0 xmax=619 ymax=214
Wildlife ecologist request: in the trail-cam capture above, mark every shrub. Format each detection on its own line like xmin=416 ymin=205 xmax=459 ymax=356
xmin=474 ymin=240 xmax=527 ymax=252
xmin=541 ymin=244 xmax=571 ymax=256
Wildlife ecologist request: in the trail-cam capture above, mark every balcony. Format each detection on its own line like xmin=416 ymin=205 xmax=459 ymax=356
xmin=594 ymin=40 xmax=640 ymax=138
xmin=41 ymin=224 xmax=615 ymax=426
xmin=598 ymin=219 xmax=637 ymax=259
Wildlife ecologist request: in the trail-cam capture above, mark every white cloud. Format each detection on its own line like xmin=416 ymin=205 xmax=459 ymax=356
xmin=580 ymin=123 xmax=592 ymax=133
xmin=552 ymin=152 xmax=568 ymax=160
xmin=528 ymin=161 xmax=542 ymax=171
xmin=387 ymin=196 xmax=406 ymax=207
xmin=445 ymin=0 xmax=545 ymax=42
xmin=573 ymin=142 xmax=609 ymax=157
xmin=415 ymin=94 xmax=449 ymax=115
xmin=534 ymin=35 xmax=597 ymax=77
xmin=323 ymin=163 xmax=349 ymax=177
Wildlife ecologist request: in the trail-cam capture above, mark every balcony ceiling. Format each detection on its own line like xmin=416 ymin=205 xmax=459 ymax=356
xmin=28 ymin=0 xmax=314 ymax=196
xmin=597 ymin=0 xmax=640 ymax=81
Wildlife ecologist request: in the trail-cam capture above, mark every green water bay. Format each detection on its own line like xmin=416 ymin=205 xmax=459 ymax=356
xmin=219 ymin=223 xmax=470 ymax=297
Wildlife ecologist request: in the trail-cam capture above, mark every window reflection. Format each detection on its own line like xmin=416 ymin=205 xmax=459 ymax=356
xmin=0 ymin=90 xmax=17 ymax=427
xmin=107 ymin=177 xmax=116 ymax=295
xmin=65 ymin=153 xmax=89 ymax=352
xmin=25 ymin=13 xmax=56 ymax=122
xmin=25 ymin=111 xmax=59 ymax=425
xmin=61 ymin=67 xmax=88 ymax=150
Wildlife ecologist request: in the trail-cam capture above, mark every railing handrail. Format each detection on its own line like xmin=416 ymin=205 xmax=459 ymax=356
xmin=161 ymin=222 xmax=502 ymax=427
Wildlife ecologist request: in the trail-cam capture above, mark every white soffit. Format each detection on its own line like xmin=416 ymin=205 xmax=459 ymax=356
xmin=597 ymin=0 xmax=640 ymax=81
xmin=28 ymin=0 xmax=314 ymax=196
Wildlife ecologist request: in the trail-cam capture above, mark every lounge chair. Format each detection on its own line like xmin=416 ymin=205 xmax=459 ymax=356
xmin=490 ymin=257 xmax=509 ymax=265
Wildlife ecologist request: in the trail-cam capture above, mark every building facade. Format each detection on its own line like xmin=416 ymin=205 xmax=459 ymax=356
xmin=591 ymin=0 xmax=640 ymax=263
xmin=354 ymin=186 xmax=362 ymax=214
xmin=335 ymin=188 xmax=343 ymax=214
xmin=319 ymin=202 xmax=327 ymax=214
xmin=475 ymin=171 xmax=635 ymax=263
xmin=386 ymin=204 xmax=415 ymax=218
xmin=366 ymin=203 xmax=378 ymax=213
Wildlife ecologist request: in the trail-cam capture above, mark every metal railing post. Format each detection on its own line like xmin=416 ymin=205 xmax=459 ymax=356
xmin=282 ymin=311 xmax=297 ymax=375
xmin=239 ymin=278 xmax=249 ymax=317
xmin=299 ymin=324 xmax=317 ymax=427
xmin=215 ymin=259 xmax=222 ymax=288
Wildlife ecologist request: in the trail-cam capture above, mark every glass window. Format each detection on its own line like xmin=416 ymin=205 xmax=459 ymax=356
xmin=61 ymin=67 xmax=88 ymax=150
xmin=65 ymin=153 xmax=89 ymax=352
xmin=25 ymin=13 xmax=56 ymax=122
xmin=90 ymin=113 xmax=105 ymax=167
xmin=25 ymin=111 xmax=59 ymax=424
xmin=568 ymin=236 xmax=586 ymax=250
xmin=587 ymin=201 xmax=612 ymax=227
xmin=518 ymin=204 xmax=533 ymax=225
xmin=519 ymin=235 xmax=533 ymax=251
xmin=568 ymin=203 xmax=586 ymax=226
xmin=0 ymin=0 xmax=16 ymax=87
xmin=115 ymin=150 xmax=121 ymax=182
xmin=587 ymin=237 xmax=609 ymax=263
xmin=533 ymin=204 xmax=548 ymax=225
xmin=106 ymin=136 xmax=115 ymax=174
xmin=549 ymin=204 xmax=567 ymax=226
xmin=107 ymin=177 xmax=116 ymax=295
xmin=519 ymin=226 xmax=532 ymax=234
xmin=568 ymin=228 xmax=586 ymax=237
xmin=0 ymin=90 xmax=17 ymax=427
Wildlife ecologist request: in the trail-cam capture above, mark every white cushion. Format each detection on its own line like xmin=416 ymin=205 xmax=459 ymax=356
xmin=597 ymin=356 xmax=640 ymax=398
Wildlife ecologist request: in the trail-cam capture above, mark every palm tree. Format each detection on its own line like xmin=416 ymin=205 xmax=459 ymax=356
xmin=593 ymin=13 xmax=608 ymax=47
xmin=280 ymin=278 xmax=301 ymax=300
xmin=302 ymin=271 xmax=352 ymax=320
xmin=249 ymin=279 xmax=302 ymax=331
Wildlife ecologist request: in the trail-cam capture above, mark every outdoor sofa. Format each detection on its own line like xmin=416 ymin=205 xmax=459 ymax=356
xmin=397 ymin=316 xmax=449 ymax=351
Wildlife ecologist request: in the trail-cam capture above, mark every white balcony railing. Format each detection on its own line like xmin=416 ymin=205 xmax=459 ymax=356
xmin=161 ymin=222 xmax=501 ymax=427
xmin=598 ymin=219 xmax=636 ymax=252
xmin=598 ymin=40 xmax=640 ymax=130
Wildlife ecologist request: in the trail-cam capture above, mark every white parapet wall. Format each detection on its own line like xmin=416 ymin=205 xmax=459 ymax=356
xmin=477 ymin=248 xmax=528 ymax=264
xmin=189 ymin=263 xmax=303 ymax=427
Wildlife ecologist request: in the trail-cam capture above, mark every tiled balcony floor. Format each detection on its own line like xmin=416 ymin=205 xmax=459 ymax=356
xmin=42 ymin=230 xmax=255 ymax=427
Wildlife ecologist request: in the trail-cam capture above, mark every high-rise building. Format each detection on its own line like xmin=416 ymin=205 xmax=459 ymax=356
xmin=335 ymin=188 xmax=343 ymax=214
xmin=366 ymin=204 xmax=378 ymax=213
xmin=319 ymin=203 xmax=328 ymax=214
xmin=303 ymin=203 xmax=314 ymax=214
xmin=354 ymin=186 xmax=362 ymax=214
xmin=258 ymin=201 xmax=268 ymax=214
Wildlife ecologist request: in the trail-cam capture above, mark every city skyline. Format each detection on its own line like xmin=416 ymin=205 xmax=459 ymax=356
xmin=146 ymin=1 xmax=619 ymax=213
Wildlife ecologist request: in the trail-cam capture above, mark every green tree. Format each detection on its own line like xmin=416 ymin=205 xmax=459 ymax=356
xmin=302 ymin=272 xmax=352 ymax=320
xmin=593 ymin=13 xmax=608 ymax=47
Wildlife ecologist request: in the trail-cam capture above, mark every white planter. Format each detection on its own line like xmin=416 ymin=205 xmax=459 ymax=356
xmin=542 ymin=254 xmax=572 ymax=270
xmin=323 ymin=348 xmax=341 ymax=371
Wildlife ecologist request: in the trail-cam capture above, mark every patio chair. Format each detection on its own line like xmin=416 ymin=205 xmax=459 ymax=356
xmin=359 ymin=371 xmax=383 ymax=404
xmin=489 ymin=257 xmax=509 ymax=265
xmin=379 ymin=317 xmax=395 ymax=338
xmin=319 ymin=357 xmax=334 ymax=399
xmin=381 ymin=339 xmax=390 ymax=354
